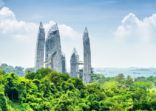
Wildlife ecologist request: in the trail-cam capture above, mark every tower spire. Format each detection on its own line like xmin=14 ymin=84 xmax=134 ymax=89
xmin=48 ymin=23 xmax=59 ymax=34
xmin=70 ymin=48 xmax=79 ymax=77
xmin=72 ymin=48 xmax=78 ymax=55
xmin=39 ymin=22 xmax=43 ymax=28
xmin=35 ymin=22 xmax=45 ymax=70
xmin=84 ymin=27 xmax=88 ymax=33
xmin=83 ymin=27 xmax=92 ymax=83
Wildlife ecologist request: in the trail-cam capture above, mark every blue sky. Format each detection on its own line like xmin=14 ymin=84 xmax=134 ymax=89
xmin=0 ymin=0 xmax=156 ymax=69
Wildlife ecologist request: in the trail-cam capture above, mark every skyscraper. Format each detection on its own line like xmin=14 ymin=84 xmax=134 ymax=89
xmin=83 ymin=27 xmax=92 ymax=83
xmin=35 ymin=22 xmax=45 ymax=70
xmin=70 ymin=48 xmax=79 ymax=77
xmin=35 ymin=22 xmax=92 ymax=82
xmin=45 ymin=24 xmax=63 ymax=72
xmin=61 ymin=54 xmax=66 ymax=73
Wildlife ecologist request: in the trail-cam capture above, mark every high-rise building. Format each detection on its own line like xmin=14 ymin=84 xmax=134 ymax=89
xmin=70 ymin=48 xmax=79 ymax=77
xmin=61 ymin=54 xmax=66 ymax=73
xmin=35 ymin=22 xmax=92 ymax=83
xmin=83 ymin=27 xmax=92 ymax=83
xmin=45 ymin=24 xmax=63 ymax=72
xmin=35 ymin=22 xmax=45 ymax=70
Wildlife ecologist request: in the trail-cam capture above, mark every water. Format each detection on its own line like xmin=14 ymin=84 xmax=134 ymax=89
xmin=94 ymin=67 xmax=156 ymax=78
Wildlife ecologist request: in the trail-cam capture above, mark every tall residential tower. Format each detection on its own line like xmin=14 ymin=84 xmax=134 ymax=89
xmin=70 ymin=48 xmax=79 ymax=77
xmin=35 ymin=22 xmax=92 ymax=83
xmin=83 ymin=27 xmax=92 ymax=83
xmin=35 ymin=22 xmax=45 ymax=70
xmin=61 ymin=54 xmax=66 ymax=73
xmin=45 ymin=24 xmax=63 ymax=72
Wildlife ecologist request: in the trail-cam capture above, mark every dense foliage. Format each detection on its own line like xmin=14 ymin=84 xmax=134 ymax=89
xmin=0 ymin=63 xmax=35 ymax=76
xmin=0 ymin=64 xmax=24 ymax=76
xmin=0 ymin=68 xmax=156 ymax=111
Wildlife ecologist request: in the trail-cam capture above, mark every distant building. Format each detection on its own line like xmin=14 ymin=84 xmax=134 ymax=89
xmin=45 ymin=24 xmax=63 ymax=72
xmin=35 ymin=22 xmax=45 ymax=70
xmin=70 ymin=48 xmax=79 ymax=77
xmin=79 ymin=69 xmax=84 ymax=80
xmin=69 ymin=28 xmax=92 ymax=83
xmin=61 ymin=54 xmax=66 ymax=73
xmin=83 ymin=27 xmax=92 ymax=83
xmin=35 ymin=23 xmax=92 ymax=83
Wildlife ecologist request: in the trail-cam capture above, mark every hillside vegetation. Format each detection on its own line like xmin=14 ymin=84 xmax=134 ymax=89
xmin=0 ymin=68 xmax=156 ymax=111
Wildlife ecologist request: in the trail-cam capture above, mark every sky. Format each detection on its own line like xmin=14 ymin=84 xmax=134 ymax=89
xmin=0 ymin=0 xmax=156 ymax=69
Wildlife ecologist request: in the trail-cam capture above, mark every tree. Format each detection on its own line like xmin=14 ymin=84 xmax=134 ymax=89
xmin=25 ymin=71 xmax=36 ymax=80
xmin=0 ymin=93 xmax=7 ymax=111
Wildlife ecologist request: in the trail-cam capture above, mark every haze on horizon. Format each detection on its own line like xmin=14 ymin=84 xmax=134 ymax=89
xmin=0 ymin=0 xmax=156 ymax=69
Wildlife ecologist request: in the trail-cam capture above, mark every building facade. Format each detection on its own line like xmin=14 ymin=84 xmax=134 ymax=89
xmin=61 ymin=54 xmax=66 ymax=73
xmin=35 ymin=23 xmax=92 ymax=83
xmin=35 ymin=22 xmax=45 ymax=70
xmin=70 ymin=48 xmax=79 ymax=77
xmin=83 ymin=27 xmax=92 ymax=83
xmin=45 ymin=24 xmax=63 ymax=72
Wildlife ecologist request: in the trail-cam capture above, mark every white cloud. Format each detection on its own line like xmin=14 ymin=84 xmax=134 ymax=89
xmin=115 ymin=13 xmax=156 ymax=43
xmin=0 ymin=7 xmax=15 ymax=19
xmin=0 ymin=6 xmax=81 ymax=68
xmin=0 ymin=7 xmax=80 ymax=43
xmin=59 ymin=24 xmax=81 ymax=39
xmin=0 ymin=7 xmax=38 ymax=43
xmin=44 ymin=21 xmax=80 ymax=39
